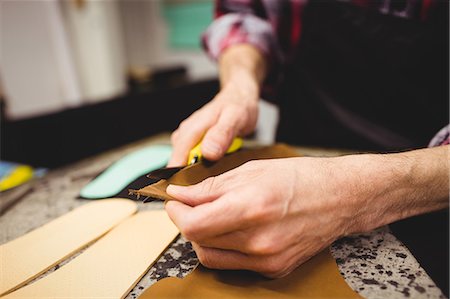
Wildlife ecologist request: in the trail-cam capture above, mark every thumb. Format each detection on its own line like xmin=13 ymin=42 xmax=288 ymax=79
xmin=166 ymin=176 xmax=226 ymax=206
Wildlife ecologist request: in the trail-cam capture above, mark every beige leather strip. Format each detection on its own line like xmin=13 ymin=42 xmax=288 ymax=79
xmin=4 ymin=210 xmax=179 ymax=299
xmin=0 ymin=199 xmax=137 ymax=296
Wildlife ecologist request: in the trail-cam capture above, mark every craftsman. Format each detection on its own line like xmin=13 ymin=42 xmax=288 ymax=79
xmin=165 ymin=0 xmax=449 ymax=279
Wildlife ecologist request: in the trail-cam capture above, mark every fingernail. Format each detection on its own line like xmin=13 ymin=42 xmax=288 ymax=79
xmin=166 ymin=184 xmax=184 ymax=196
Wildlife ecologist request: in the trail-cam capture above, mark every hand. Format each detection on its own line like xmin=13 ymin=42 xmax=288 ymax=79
xmin=168 ymin=43 xmax=266 ymax=167
xmin=168 ymin=83 xmax=259 ymax=166
xmin=165 ymin=145 xmax=449 ymax=278
xmin=165 ymin=157 xmax=361 ymax=278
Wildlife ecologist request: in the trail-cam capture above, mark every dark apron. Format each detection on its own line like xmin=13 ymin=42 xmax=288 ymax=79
xmin=276 ymin=1 xmax=448 ymax=152
xmin=275 ymin=1 xmax=449 ymax=295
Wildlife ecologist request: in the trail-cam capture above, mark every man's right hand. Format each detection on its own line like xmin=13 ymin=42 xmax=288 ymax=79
xmin=168 ymin=44 xmax=267 ymax=166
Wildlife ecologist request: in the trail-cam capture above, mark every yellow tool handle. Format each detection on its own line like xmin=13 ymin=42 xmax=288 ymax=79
xmin=187 ymin=137 xmax=243 ymax=165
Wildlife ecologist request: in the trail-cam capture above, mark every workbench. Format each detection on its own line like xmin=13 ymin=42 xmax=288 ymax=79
xmin=0 ymin=133 xmax=445 ymax=298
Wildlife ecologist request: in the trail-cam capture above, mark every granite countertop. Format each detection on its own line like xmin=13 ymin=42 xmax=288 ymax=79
xmin=0 ymin=133 xmax=445 ymax=298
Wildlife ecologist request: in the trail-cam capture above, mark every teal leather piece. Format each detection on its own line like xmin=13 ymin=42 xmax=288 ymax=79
xmin=80 ymin=145 xmax=172 ymax=199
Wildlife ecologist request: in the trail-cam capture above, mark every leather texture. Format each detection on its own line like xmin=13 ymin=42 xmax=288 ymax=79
xmin=133 ymin=144 xmax=300 ymax=201
xmin=0 ymin=199 xmax=137 ymax=296
xmin=4 ymin=210 xmax=179 ymax=299
xmin=141 ymin=249 xmax=360 ymax=298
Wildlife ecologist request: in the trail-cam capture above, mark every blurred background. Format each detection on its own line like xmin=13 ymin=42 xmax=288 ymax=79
xmin=0 ymin=0 xmax=278 ymax=169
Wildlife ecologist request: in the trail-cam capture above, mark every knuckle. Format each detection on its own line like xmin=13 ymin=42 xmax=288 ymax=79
xmin=259 ymin=257 xmax=286 ymax=277
xmin=212 ymin=126 xmax=233 ymax=143
xmin=196 ymin=249 xmax=214 ymax=268
xmin=190 ymin=109 xmax=203 ymax=118
xmin=178 ymin=120 xmax=189 ymax=131
xmin=179 ymin=219 xmax=198 ymax=241
xmin=170 ymin=133 xmax=179 ymax=145
xmin=265 ymin=263 xmax=293 ymax=278
xmin=247 ymin=236 xmax=278 ymax=256
xmin=245 ymin=204 xmax=272 ymax=223
xmin=241 ymin=187 xmax=278 ymax=223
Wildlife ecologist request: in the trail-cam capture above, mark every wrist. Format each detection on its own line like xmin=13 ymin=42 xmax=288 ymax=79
xmin=340 ymin=153 xmax=408 ymax=233
xmin=222 ymin=73 xmax=260 ymax=101
xmin=219 ymin=44 xmax=266 ymax=97
xmin=341 ymin=148 xmax=449 ymax=234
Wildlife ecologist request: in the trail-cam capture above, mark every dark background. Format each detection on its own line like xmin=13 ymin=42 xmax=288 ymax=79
xmin=1 ymin=74 xmax=219 ymax=169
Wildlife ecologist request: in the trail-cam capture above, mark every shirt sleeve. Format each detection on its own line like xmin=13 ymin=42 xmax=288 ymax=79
xmin=201 ymin=0 xmax=281 ymax=67
xmin=428 ymin=125 xmax=450 ymax=147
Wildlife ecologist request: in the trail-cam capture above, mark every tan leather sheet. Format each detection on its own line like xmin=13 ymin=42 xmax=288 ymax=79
xmin=142 ymin=249 xmax=360 ymax=298
xmin=4 ymin=210 xmax=179 ymax=299
xmin=0 ymin=199 xmax=137 ymax=296
xmin=137 ymin=144 xmax=360 ymax=298
xmin=134 ymin=144 xmax=301 ymax=201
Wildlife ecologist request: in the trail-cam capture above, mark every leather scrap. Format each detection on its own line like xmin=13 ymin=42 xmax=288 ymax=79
xmin=141 ymin=249 xmax=361 ymax=298
xmin=132 ymin=144 xmax=301 ymax=201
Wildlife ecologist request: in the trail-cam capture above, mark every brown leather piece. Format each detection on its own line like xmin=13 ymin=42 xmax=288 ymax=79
xmin=141 ymin=249 xmax=360 ymax=298
xmin=133 ymin=144 xmax=301 ymax=201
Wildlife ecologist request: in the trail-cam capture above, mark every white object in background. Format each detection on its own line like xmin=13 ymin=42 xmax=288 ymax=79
xmin=119 ymin=0 xmax=154 ymax=71
xmin=0 ymin=1 xmax=82 ymax=120
xmin=48 ymin=2 xmax=82 ymax=108
xmin=62 ymin=1 xmax=127 ymax=103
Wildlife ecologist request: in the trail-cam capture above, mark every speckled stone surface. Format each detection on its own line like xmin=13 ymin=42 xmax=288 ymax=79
xmin=331 ymin=227 xmax=445 ymax=299
xmin=126 ymin=236 xmax=198 ymax=299
xmin=0 ymin=134 xmax=446 ymax=298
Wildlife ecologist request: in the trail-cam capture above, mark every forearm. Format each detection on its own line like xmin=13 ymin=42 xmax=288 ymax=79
xmin=218 ymin=44 xmax=267 ymax=97
xmin=347 ymin=146 xmax=449 ymax=233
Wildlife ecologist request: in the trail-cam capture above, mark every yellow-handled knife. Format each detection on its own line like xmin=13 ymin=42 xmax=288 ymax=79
xmin=187 ymin=137 xmax=243 ymax=165
xmin=147 ymin=137 xmax=243 ymax=180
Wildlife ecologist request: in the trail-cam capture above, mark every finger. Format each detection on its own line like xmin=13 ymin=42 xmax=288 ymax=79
xmin=168 ymin=111 xmax=218 ymax=167
xmin=165 ymin=189 xmax=254 ymax=241
xmin=166 ymin=163 xmax=248 ymax=206
xmin=192 ymin=242 xmax=309 ymax=278
xmin=201 ymin=108 xmax=242 ymax=161
xmin=191 ymin=242 xmax=290 ymax=275
xmin=191 ymin=242 xmax=252 ymax=271
xmin=195 ymin=224 xmax=289 ymax=256
xmin=168 ymin=129 xmax=202 ymax=167
xmin=195 ymin=229 xmax=252 ymax=252
xmin=166 ymin=176 xmax=229 ymax=206
xmin=197 ymin=229 xmax=268 ymax=256
xmin=164 ymin=199 xmax=192 ymax=227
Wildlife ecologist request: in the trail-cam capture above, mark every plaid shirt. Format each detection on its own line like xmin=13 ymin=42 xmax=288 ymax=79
xmin=202 ymin=0 xmax=448 ymax=146
xmin=429 ymin=125 xmax=450 ymax=147
xmin=202 ymin=0 xmax=438 ymax=68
